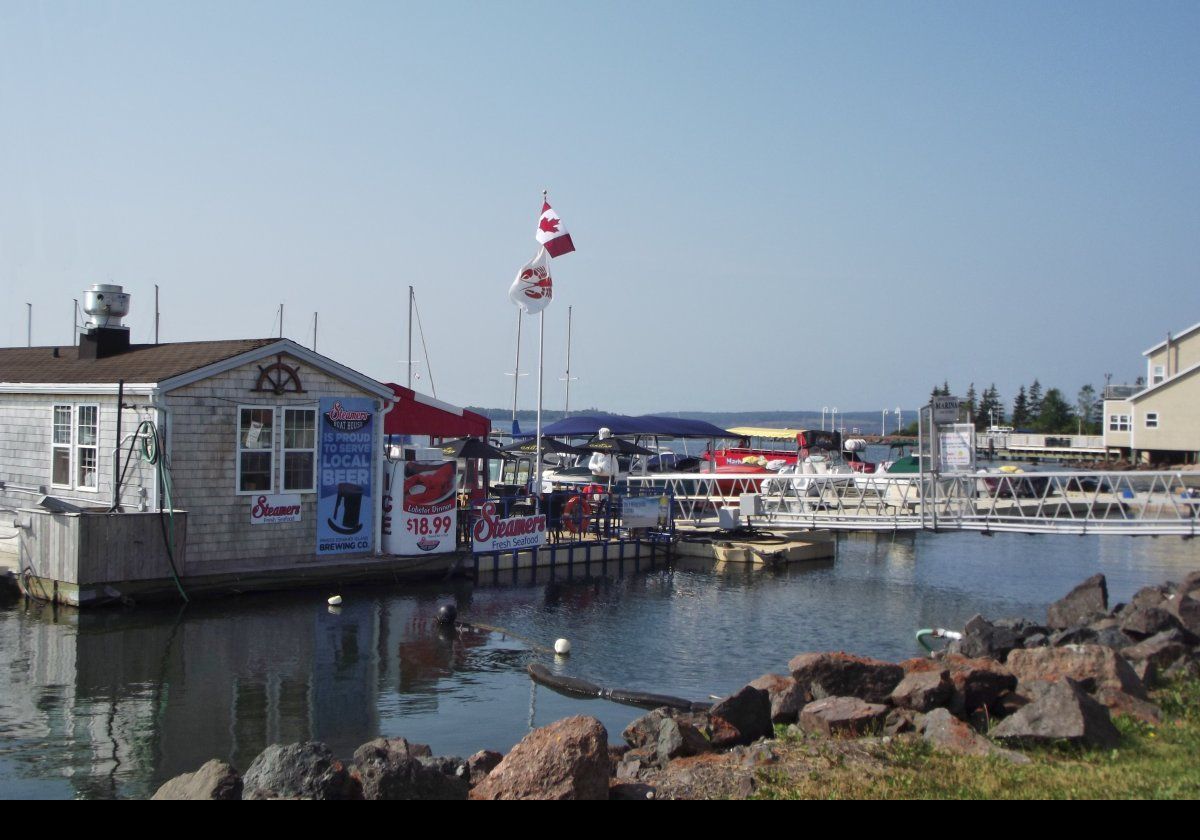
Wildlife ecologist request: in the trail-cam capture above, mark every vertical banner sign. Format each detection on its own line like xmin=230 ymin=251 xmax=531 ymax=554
xmin=397 ymin=460 xmax=457 ymax=554
xmin=317 ymin=397 xmax=375 ymax=555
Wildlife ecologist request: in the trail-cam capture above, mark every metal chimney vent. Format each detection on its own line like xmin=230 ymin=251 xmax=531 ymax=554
xmin=82 ymin=284 xmax=131 ymax=329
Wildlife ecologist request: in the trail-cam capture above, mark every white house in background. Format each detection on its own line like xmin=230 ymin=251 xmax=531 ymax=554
xmin=1103 ymin=321 xmax=1200 ymax=465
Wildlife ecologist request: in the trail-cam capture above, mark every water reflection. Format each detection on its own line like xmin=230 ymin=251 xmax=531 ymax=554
xmin=0 ymin=531 xmax=1197 ymax=798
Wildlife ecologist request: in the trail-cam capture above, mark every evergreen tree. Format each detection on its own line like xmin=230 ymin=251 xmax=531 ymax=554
xmin=1035 ymin=388 xmax=1074 ymax=433
xmin=1012 ymin=385 xmax=1029 ymax=429
xmin=965 ymin=383 xmax=977 ymax=424
xmin=1028 ymin=379 xmax=1044 ymax=425
xmin=977 ymin=384 xmax=1003 ymax=431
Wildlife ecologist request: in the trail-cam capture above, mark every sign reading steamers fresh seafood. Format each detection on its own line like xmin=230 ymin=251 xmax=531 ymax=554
xmin=317 ymin=397 xmax=375 ymax=555
xmin=472 ymin=502 xmax=547 ymax=553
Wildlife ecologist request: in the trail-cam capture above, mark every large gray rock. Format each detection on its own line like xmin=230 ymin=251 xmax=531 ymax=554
xmin=353 ymin=737 xmax=468 ymax=800
xmin=919 ymin=709 xmax=1030 ymax=765
xmin=466 ymin=750 xmax=504 ymax=784
xmin=749 ymin=674 xmax=806 ymax=724
xmin=1164 ymin=593 xmax=1200 ymax=637
xmin=242 ymin=742 xmax=361 ymax=800
xmin=992 ymin=680 xmax=1121 ymax=749
xmin=655 ymin=716 xmax=712 ymax=764
xmin=889 ymin=669 xmax=954 ymax=713
xmin=1047 ymin=573 xmax=1108 ymax=630
xmin=960 ymin=614 xmax=1021 ymax=661
xmin=151 ymin=760 xmax=242 ymax=800
xmin=709 ymin=685 xmax=774 ymax=745
xmin=798 ymin=696 xmax=888 ymax=737
xmin=1120 ymin=606 xmax=1181 ymax=640
xmin=789 ymin=651 xmax=904 ymax=704
xmin=1132 ymin=584 xmax=1169 ymax=610
xmin=469 ymin=716 xmax=610 ymax=800
xmin=1122 ymin=629 xmax=1192 ymax=672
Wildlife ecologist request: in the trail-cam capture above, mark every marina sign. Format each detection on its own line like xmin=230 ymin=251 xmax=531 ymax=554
xmin=932 ymin=396 xmax=961 ymax=424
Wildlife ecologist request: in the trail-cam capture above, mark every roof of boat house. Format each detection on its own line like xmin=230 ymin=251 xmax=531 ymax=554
xmin=0 ymin=339 xmax=278 ymax=384
xmin=0 ymin=338 xmax=393 ymax=400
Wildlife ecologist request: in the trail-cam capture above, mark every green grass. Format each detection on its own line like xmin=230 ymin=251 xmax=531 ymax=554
xmin=753 ymin=677 xmax=1200 ymax=800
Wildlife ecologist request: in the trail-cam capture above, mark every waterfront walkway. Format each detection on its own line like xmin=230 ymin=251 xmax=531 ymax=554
xmin=629 ymin=470 xmax=1200 ymax=536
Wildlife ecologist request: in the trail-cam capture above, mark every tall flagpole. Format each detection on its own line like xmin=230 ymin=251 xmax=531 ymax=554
xmin=511 ymin=309 xmax=522 ymax=430
xmin=534 ymin=309 xmax=545 ymax=511
xmin=563 ymin=305 xmax=573 ymax=415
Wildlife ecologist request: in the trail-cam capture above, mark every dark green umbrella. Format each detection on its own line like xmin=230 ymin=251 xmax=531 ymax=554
xmin=441 ymin=437 xmax=508 ymax=460
xmin=502 ymin=437 xmax=587 ymax=457
xmin=581 ymin=437 xmax=657 ymax=456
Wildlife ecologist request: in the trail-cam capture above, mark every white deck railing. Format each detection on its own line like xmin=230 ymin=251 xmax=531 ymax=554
xmin=625 ymin=470 xmax=1200 ymax=536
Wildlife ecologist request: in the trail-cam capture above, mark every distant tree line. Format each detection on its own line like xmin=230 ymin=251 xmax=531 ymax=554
xmin=928 ymin=380 xmax=1102 ymax=434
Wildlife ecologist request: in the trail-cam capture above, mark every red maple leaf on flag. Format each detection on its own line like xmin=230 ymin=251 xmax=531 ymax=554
xmin=539 ymin=217 xmax=560 ymax=234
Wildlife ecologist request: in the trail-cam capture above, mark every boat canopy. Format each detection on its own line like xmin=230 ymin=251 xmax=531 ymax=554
xmin=541 ymin=413 xmax=737 ymax=438
xmin=727 ymin=426 xmax=810 ymax=440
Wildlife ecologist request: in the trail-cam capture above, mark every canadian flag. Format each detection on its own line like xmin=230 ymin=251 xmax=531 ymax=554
xmin=508 ymin=248 xmax=553 ymax=314
xmin=535 ymin=198 xmax=575 ymax=257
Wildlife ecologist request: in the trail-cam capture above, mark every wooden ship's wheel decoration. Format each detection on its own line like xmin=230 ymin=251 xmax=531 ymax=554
xmin=253 ymin=355 xmax=305 ymax=395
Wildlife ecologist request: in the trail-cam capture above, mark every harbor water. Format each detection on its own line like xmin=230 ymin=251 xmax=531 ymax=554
xmin=1 ymin=530 xmax=1198 ymax=799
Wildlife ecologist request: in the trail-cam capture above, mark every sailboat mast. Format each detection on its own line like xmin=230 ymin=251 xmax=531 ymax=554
xmin=564 ymin=305 xmax=573 ymax=416
xmin=407 ymin=285 xmax=414 ymax=389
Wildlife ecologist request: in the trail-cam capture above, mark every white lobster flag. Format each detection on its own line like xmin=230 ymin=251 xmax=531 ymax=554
xmin=508 ymin=248 xmax=553 ymax=314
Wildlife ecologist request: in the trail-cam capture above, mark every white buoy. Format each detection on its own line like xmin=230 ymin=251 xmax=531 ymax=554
xmin=554 ymin=638 xmax=571 ymax=656
xmin=328 ymin=595 xmax=342 ymax=606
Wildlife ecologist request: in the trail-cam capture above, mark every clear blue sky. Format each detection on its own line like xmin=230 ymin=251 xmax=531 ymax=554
xmin=3 ymin=1 xmax=1197 ymax=415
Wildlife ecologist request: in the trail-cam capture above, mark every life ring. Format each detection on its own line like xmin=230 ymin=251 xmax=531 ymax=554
xmin=563 ymin=494 xmax=593 ymax=533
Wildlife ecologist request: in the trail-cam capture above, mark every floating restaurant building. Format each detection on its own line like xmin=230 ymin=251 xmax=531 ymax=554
xmin=0 ymin=285 xmax=486 ymax=604
xmin=1104 ymin=320 xmax=1200 ymax=465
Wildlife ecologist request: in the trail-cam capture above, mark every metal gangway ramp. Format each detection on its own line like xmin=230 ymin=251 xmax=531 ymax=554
xmin=626 ymin=470 xmax=1200 ymax=536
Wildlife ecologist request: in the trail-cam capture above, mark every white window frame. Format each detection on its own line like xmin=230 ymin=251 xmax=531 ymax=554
xmin=51 ymin=404 xmax=74 ymax=490
xmin=75 ymin=403 xmax=100 ymax=491
xmin=50 ymin=403 xmax=101 ymax=492
xmin=281 ymin=407 xmax=318 ymax=493
xmin=1145 ymin=412 xmax=1160 ymax=429
xmin=1108 ymin=414 xmax=1130 ymax=433
xmin=1152 ymin=365 xmax=1165 ymax=385
xmin=236 ymin=405 xmax=277 ymax=495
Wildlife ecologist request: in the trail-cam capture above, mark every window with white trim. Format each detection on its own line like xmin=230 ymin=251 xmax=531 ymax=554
xmin=51 ymin=405 xmax=73 ymax=487
xmin=51 ymin=403 xmax=100 ymax=490
xmin=282 ymin=408 xmax=317 ymax=492
xmin=237 ymin=407 xmax=275 ymax=493
xmin=1152 ymin=365 xmax=1165 ymax=385
xmin=76 ymin=404 xmax=99 ymax=488
xmin=1145 ymin=412 xmax=1160 ymax=429
xmin=1108 ymin=414 xmax=1130 ymax=432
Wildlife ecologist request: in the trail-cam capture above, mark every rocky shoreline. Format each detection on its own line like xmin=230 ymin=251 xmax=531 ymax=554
xmin=153 ymin=569 xmax=1200 ymax=800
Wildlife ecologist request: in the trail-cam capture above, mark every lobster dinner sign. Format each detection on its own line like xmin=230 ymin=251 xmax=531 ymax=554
xmin=383 ymin=460 xmax=458 ymax=555
xmin=471 ymin=502 xmax=547 ymax=553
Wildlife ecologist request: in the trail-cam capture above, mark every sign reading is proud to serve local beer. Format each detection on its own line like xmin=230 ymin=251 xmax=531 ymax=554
xmin=471 ymin=502 xmax=547 ymax=553
xmin=317 ymin=397 xmax=375 ymax=555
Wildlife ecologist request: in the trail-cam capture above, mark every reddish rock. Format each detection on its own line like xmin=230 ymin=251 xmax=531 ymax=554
xmin=1095 ymin=687 xmax=1161 ymax=725
xmin=469 ymin=716 xmax=610 ymax=800
xmin=789 ymin=651 xmax=904 ymax=704
xmin=903 ymin=654 xmax=1017 ymax=714
xmin=889 ymin=669 xmax=954 ymax=712
xmin=749 ymin=674 xmax=806 ymax=724
xmin=709 ymin=685 xmax=774 ymax=745
xmin=919 ymin=708 xmax=1030 ymax=765
xmin=798 ymin=696 xmax=888 ymax=737
xmin=1046 ymin=573 xmax=1108 ymax=630
xmin=1006 ymin=645 xmax=1147 ymax=700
